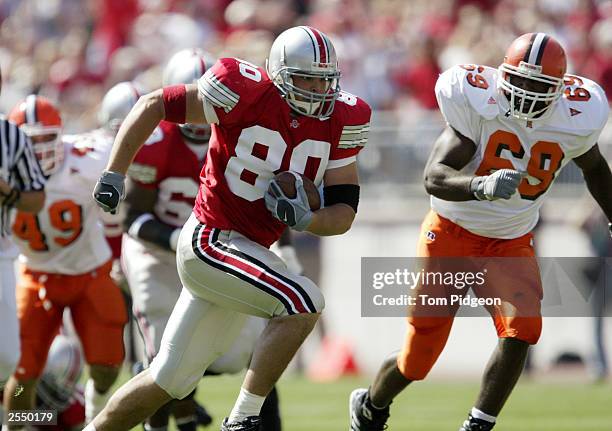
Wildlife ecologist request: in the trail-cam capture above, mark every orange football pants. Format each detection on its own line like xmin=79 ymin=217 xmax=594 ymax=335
xmin=15 ymin=260 xmax=127 ymax=380
xmin=397 ymin=210 xmax=543 ymax=381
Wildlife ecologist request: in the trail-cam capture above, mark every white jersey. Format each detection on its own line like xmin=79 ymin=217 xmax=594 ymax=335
xmin=11 ymin=129 xmax=113 ymax=274
xmin=432 ymin=64 xmax=609 ymax=239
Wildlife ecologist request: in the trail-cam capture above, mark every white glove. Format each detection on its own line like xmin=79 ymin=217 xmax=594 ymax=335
xmin=470 ymin=169 xmax=523 ymax=201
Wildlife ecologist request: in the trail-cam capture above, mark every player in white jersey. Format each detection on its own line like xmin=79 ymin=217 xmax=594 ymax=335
xmin=4 ymin=96 xmax=127 ymax=425
xmin=122 ymin=48 xmax=282 ymax=431
xmin=350 ymin=33 xmax=612 ymax=431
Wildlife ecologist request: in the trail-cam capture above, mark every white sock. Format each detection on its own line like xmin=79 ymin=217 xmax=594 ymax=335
xmin=227 ymin=387 xmax=266 ymax=423
xmin=85 ymin=379 xmax=112 ymax=424
xmin=471 ymin=407 xmax=496 ymax=423
xmin=83 ymin=423 xmax=97 ymax=431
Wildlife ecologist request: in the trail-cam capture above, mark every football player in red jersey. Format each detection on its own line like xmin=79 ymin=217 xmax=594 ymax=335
xmin=122 ymin=48 xmax=281 ymax=431
xmin=92 ymin=25 xmax=370 ymax=431
xmin=349 ymin=33 xmax=612 ymax=431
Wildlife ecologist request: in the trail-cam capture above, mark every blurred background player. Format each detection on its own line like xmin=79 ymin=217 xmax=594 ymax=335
xmin=350 ymin=33 xmax=612 ymax=431
xmin=36 ymin=332 xmax=86 ymax=431
xmin=92 ymin=25 xmax=369 ymax=431
xmin=122 ymin=48 xmax=282 ymax=431
xmin=4 ymin=95 xmax=127 ymax=426
xmin=0 ymin=66 xmax=46 ymax=424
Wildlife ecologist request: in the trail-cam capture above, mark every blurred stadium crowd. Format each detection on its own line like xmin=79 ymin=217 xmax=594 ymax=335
xmin=2 ymin=0 xmax=612 ymax=133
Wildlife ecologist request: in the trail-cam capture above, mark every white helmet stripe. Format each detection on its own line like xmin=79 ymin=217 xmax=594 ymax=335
xmin=25 ymin=94 xmax=37 ymax=124
xmin=527 ymin=33 xmax=547 ymax=65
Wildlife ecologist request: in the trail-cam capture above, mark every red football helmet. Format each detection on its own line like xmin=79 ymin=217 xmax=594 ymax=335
xmin=9 ymin=95 xmax=63 ymax=176
xmin=498 ymin=33 xmax=567 ymax=121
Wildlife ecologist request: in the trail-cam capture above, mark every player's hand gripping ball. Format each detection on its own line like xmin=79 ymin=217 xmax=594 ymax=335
xmin=265 ymin=171 xmax=320 ymax=231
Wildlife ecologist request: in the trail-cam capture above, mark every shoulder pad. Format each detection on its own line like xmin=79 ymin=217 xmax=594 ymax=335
xmin=64 ymin=131 xmax=111 ymax=181
xmin=197 ymin=57 xmax=270 ymax=115
xmin=547 ymin=74 xmax=610 ymax=135
xmin=333 ymin=91 xmax=371 ymax=150
xmin=438 ymin=65 xmax=500 ymax=120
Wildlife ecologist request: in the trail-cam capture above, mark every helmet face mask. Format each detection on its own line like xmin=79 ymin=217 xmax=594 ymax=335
xmin=498 ymin=62 xmax=563 ymax=121
xmin=178 ymin=123 xmax=212 ymax=142
xmin=9 ymin=95 xmax=64 ymax=177
xmin=498 ymin=33 xmax=566 ymax=122
xmin=267 ymin=26 xmax=341 ymax=120
xmin=24 ymin=125 xmax=64 ymax=176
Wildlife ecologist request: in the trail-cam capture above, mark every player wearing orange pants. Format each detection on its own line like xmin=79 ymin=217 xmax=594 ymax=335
xmin=397 ymin=210 xmax=543 ymax=381
xmin=5 ymin=96 xmax=126 ymax=426
xmin=350 ymin=32 xmax=612 ymax=431
xmin=15 ymin=260 xmax=126 ymax=381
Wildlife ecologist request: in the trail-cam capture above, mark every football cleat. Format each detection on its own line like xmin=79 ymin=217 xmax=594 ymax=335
xmin=349 ymin=388 xmax=389 ymax=430
xmin=459 ymin=414 xmax=495 ymax=431
xmin=220 ymin=416 xmax=260 ymax=431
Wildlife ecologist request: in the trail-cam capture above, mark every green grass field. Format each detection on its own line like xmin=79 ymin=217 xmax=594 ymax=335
xmin=128 ymin=373 xmax=611 ymax=431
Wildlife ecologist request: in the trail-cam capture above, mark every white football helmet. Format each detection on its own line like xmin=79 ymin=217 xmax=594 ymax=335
xmin=38 ymin=335 xmax=83 ymax=410
xmin=266 ymin=26 xmax=341 ymax=120
xmin=98 ymin=81 xmax=145 ymax=134
xmin=163 ymin=48 xmax=216 ymax=142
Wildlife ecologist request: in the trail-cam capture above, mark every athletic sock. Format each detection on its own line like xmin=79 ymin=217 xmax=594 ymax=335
xmin=227 ymin=387 xmax=266 ymax=423
xmin=85 ymin=379 xmax=112 ymax=424
xmin=471 ymin=407 xmax=497 ymax=423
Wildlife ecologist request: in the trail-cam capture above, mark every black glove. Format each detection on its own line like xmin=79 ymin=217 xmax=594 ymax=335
xmin=93 ymin=171 xmax=126 ymax=214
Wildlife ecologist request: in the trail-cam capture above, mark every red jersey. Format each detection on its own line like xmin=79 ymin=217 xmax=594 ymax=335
xmin=128 ymin=121 xmax=205 ymax=228
xmin=194 ymin=57 xmax=371 ymax=247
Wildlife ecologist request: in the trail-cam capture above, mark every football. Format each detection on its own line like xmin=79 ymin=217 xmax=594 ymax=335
xmin=271 ymin=171 xmax=321 ymax=211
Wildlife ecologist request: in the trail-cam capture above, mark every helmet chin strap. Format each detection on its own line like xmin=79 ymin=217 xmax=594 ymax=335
xmin=291 ymin=98 xmax=321 ymax=115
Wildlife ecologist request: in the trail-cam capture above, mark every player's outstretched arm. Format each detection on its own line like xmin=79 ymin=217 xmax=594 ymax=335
xmin=306 ymin=163 xmax=359 ymax=236
xmin=105 ymin=84 xmax=206 ymax=175
xmin=423 ymin=127 xmax=479 ymax=201
xmin=94 ymin=84 xmax=207 ymax=213
xmin=573 ymin=144 xmax=612 ymax=223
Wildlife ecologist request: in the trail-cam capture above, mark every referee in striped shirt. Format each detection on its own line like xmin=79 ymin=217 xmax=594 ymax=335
xmin=0 ymin=68 xmax=46 ymax=394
